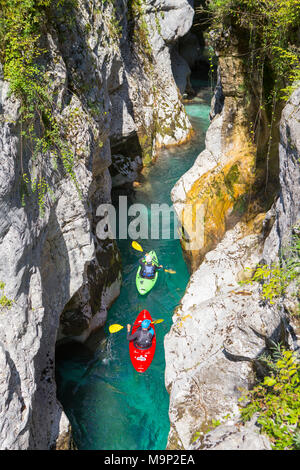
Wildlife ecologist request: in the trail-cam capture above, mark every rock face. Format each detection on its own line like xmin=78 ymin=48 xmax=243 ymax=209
xmin=164 ymin=216 xmax=285 ymax=449
xmin=0 ymin=25 xmax=122 ymax=447
xmin=197 ymin=415 xmax=272 ymax=450
xmin=171 ymin=28 xmax=275 ymax=272
xmin=0 ymin=0 xmax=192 ymax=450
xmin=109 ymin=0 xmax=194 ymax=171
xmin=165 ymin=76 xmax=300 ymax=450
xmin=263 ymin=87 xmax=300 ymax=263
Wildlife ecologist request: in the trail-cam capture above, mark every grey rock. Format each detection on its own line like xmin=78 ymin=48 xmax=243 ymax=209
xmin=171 ymin=46 xmax=191 ymax=96
xmin=164 ymin=219 xmax=283 ymax=450
xmin=196 ymin=416 xmax=272 ymax=450
xmin=166 ymin=77 xmax=300 ymax=450
xmin=109 ymin=0 xmax=193 ymax=162
xmin=263 ymin=86 xmax=300 ymax=262
xmin=0 ymin=0 xmax=196 ymax=450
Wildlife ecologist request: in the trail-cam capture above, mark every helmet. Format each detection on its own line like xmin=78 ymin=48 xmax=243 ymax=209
xmin=141 ymin=319 xmax=151 ymax=329
xmin=145 ymin=253 xmax=152 ymax=263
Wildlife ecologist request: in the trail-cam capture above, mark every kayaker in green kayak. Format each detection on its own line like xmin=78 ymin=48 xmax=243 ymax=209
xmin=139 ymin=253 xmax=163 ymax=279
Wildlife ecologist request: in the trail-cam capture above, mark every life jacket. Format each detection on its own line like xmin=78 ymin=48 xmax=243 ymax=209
xmin=141 ymin=261 xmax=156 ymax=278
xmin=134 ymin=326 xmax=154 ymax=349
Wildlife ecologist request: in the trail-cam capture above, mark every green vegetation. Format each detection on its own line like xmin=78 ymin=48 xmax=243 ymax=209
xmin=0 ymin=0 xmax=78 ymax=215
xmin=128 ymin=0 xmax=153 ymax=62
xmin=198 ymin=0 xmax=300 ymax=191
xmin=239 ymin=346 xmax=300 ymax=450
xmin=191 ymin=413 xmax=232 ymax=444
xmin=238 ymin=230 xmax=299 ymax=449
xmin=154 ymin=8 xmax=162 ymax=36
xmin=246 ymin=262 xmax=296 ymax=304
xmin=242 ymin=229 xmax=299 ymax=308
xmin=103 ymin=0 xmax=122 ymax=40
xmin=224 ymin=163 xmax=240 ymax=196
xmin=0 ymin=282 xmax=13 ymax=309
xmin=127 ymin=0 xmax=158 ymax=166
xmin=205 ymin=0 xmax=300 ymax=99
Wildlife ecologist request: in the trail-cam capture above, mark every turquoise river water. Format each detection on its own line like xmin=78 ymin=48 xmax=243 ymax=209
xmin=55 ymin=85 xmax=211 ymax=450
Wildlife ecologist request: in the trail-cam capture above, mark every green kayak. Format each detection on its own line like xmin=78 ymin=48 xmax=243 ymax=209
xmin=136 ymin=250 xmax=159 ymax=295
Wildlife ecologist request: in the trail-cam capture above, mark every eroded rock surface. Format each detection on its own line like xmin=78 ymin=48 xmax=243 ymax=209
xmin=165 ymin=80 xmax=300 ymax=450
xmin=0 ymin=0 xmax=193 ymax=449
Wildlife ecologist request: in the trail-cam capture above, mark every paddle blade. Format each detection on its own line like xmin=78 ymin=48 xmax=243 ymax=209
xmin=109 ymin=324 xmax=124 ymax=333
xmin=152 ymin=319 xmax=164 ymax=325
xmin=132 ymin=241 xmax=143 ymax=252
xmin=164 ymin=269 xmax=176 ymax=274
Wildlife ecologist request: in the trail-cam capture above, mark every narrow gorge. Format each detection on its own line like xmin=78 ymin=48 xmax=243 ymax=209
xmin=0 ymin=0 xmax=299 ymax=451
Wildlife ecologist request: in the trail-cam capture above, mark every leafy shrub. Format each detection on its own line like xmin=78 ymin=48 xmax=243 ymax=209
xmin=206 ymin=0 xmax=300 ymax=99
xmin=242 ymin=230 xmax=299 ymax=307
xmin=239 ymin=348 xmax=300 ymax=450
xmin=0 ymin=0 xmax=77 ymax=215
xmin=0 ymin=281 xmax=13 ymax=310
xmin=245 ymin=262 xmax=297 ymax=304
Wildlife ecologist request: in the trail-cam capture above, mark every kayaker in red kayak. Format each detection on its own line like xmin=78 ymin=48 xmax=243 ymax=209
xmin=127 ymin=319 xmax=155 ymax=350
xmin=139 ymin=253 xmax=163 ymax=279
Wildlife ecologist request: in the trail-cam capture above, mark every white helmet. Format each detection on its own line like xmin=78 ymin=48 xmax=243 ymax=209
xmin=145 ymin=253 xmax=152 ymax=263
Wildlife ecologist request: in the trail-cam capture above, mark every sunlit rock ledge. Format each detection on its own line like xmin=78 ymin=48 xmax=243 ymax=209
xmin=165 ymin=85 xmax=300 ymax=450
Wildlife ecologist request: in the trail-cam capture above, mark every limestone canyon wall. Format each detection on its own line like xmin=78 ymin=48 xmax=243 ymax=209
xmin=165 ymin=49 xmax=300 ymax=451
xmin=0 ymin=0 xmax=193 ymax=449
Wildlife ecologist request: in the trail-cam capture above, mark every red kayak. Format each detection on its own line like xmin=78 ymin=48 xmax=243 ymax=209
xmin=129 ymin=309 xmax=156 ymax=373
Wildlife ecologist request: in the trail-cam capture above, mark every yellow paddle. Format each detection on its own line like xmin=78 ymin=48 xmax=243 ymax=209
xmin=132 ymin=241 xmax=144 ymax=252
xmin=109 ymin=318 xmax=164 ymax=334
xmin=131 ymin=241 xmax=176 ymax=274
